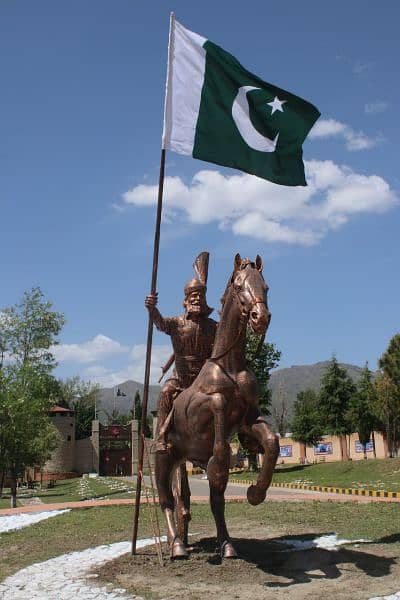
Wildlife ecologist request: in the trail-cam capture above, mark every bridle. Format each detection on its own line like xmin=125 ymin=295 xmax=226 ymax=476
xmin=210 ymin=267 xmax=267 ymax=362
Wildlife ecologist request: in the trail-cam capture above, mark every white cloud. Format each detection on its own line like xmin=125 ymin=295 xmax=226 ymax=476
xmin=365 ymin=101 xmax=388 ymax=115
xmin=66 ymin=343 xmax=172 ymax=387
xmin=232 ymin=213 xmax=320 ymax=246
xmin=121 ymin=162 xmax=398 ymax=246
xmin=53 ymin=335 xmax=128 ymax=364
xmin=126 ymin=344 xmax=173 ymax=382
xmin=309 ymin=119 xmax=347 ymax=138
xmin=309 ymin=118 xmax=380 ymax=151
xmin=83 ymin=365 xmax=110 ymax=378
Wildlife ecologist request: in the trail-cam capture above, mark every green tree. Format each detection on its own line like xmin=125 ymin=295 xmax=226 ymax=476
xmin=1 ymin=287 xmax=65 ymax=373
xmin=115 ymin=413 xmax=133 ymax=425
xmin=104 ymin=408 xmax=126 ymax=425
xmin=318 ymin=355 xmax=356 ymax=460
xmin=243 ymin=330 xmax=280 ymax=470
xmin=245 ymin=329 xmax=281 ymax=415
xmin=374 ymin=372 xmax=400 ymax=458
xmin=0 ymin=288 xmax=64 ymax=506
xmin=347 ymin=363 xmax=378 ymax=458
xmin=270 ymin=382 xmax=290 ymax=436
xmin=271 ymin=396 xmax=290 ymax=437
xmin=291 ymin=389 xmax=324 ymax=460
xmin=132 ymin=390 xmax=152 ymax=437
xmin=57 ymin=376 xmax=100 ymax=440
xmin=379 ymin=333 xmax=400 ymax=388
xmin=376 ymin=333 xmax=400 ymax=457
xmin=133 ymin=390 xmax=142 ymax=423
xmin=0 ymin=312 xmax=9 ymax=370
xmin=0 ymin=366 xmax=59 ymax=506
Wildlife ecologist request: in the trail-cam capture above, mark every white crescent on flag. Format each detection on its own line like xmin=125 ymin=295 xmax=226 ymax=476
xmin=232 ymin=86 xmax=279 ymax=152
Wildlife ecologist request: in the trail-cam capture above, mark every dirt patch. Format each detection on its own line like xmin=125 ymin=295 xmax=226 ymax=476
xmin=95 ymin=524 xmax=400 ymax=600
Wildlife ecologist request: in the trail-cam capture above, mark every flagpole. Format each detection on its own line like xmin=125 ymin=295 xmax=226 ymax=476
xmin=132 ymin=12 xmax=174 ymax=555
xmin=131 ymin=147 xmax=166 ymax=555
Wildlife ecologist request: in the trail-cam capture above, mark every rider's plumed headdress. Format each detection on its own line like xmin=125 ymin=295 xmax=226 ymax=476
xmin=183 ymin=252 xmax=213 ymax=316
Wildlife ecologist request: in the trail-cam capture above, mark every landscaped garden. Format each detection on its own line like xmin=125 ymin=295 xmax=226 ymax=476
xmin=0 ymin=475 xmax=137 ymax=508
xmin=230 ymin=457 xmax=400 ymax=491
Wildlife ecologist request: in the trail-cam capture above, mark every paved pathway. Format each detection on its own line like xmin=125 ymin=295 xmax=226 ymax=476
xmin=1 ymin=477 xmax=399 ymax=516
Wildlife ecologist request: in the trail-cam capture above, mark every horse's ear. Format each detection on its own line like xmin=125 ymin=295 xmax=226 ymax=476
xmin=234 ymin=253 xmax=241 ymax=271
xmin=255 ymin=255 xmax=263 ymax=271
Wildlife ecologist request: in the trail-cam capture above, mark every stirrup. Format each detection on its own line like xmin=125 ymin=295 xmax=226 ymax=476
xmin=154 ymin=439 xmax=172 ymax=453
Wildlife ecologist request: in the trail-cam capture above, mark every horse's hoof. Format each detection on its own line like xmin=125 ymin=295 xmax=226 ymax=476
xmin=247 ymin=484 xmax=266 ymax=506
xmin=170 ymin=537 xmax=188 ymax=560
xmin=221 ymin=541 xmax=238 ymax=559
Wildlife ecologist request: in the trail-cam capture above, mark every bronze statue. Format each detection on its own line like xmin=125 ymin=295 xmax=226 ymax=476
xmin=155 ymin=253 xmax=279 ymax=560
xmin=145 ymin=252 xmax=217 ymax=452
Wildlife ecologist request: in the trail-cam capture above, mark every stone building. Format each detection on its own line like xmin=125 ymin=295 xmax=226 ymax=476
xmin=41 ymin=411 xmax=152 ymax=479
xmin=274 ymin=431 xmax=388 ymax=464
xmin=42 ymin=405 xmax=76 ymax=477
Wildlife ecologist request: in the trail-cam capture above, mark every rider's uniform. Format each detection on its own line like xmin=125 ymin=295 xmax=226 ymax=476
xmin=152 ymin=310 xmax=217 ymax=430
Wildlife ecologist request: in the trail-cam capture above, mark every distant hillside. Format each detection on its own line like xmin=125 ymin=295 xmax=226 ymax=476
xmin=269 ymin=361 xmax=367 ymax=422
xmin=97 ymin=380 xmax=161 ymax=421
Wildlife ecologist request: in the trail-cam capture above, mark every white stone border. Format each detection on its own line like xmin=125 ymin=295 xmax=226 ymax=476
xmin=0 ymin=537 xmax=165 ymax=599
xmin=0 ymin=510 xmax=70 ymax=534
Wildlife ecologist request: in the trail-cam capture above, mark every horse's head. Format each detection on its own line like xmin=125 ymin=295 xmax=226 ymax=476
xmin=232 ymin=253 xmax=271 ymax=336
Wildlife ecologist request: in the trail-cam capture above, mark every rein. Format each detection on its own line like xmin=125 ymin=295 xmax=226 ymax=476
xmin=209 ymin=280 xmax=266 ymax=362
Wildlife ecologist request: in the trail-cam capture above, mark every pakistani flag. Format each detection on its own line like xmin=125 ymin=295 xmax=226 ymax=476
xmin=162 ymin=15 xmax=320 ymax=186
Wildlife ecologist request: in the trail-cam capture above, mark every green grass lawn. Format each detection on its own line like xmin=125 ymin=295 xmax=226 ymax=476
xmin=230 ymin=457 xmax=400 ymax=491
xmin=0 ymin=476 xmax=137 ymax=507
xmin=1 ymin=501 xmax=400 ymax=583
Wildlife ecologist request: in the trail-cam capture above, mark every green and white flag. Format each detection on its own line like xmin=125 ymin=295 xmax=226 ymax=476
xmin=162 ymin=15 xmax=320 ymax=186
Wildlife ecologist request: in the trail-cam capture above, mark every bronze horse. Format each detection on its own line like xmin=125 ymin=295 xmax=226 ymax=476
xmin=155 ymin=254 xmax=279 ymax=559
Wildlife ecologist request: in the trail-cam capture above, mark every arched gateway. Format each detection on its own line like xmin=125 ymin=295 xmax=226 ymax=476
xmin=99 ymin=424 xmax=132 ymax=476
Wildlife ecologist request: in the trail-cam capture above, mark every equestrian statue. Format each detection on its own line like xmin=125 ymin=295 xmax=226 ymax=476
xmin=146 ymin=252 xmax=279 ymax=560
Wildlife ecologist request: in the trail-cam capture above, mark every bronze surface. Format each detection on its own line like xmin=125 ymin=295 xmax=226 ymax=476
xmin=154 ymin=253 xmax=279 ymax=559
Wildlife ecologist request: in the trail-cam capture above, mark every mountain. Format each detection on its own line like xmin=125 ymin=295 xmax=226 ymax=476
xmin=96 ymin=380 xmax=161 ymax=421
xmin=269 ymin=361 xmax=367 ymax=422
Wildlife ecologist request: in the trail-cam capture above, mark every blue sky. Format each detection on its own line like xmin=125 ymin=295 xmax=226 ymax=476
xmin=1 ymin=1 xmax=399 ymax=387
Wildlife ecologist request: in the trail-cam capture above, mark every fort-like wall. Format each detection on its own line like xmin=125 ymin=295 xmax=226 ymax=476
xmin=43 ymin=408 xmax=75 ymax=473
xmin=74 ymin=437 xmax=95 ymax=474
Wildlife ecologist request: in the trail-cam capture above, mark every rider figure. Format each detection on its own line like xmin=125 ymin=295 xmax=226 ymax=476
xmin=145 ymin=254 xmax=217 ymax=452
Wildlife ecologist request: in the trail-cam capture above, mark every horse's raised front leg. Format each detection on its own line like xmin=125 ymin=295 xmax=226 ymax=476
xmin=207 ymin=393 xmax=237 ymax=559
xmin=155 ymin=452 xmax=188 ymax=559
xmin=239 ymin=410 xmax=279 ymax=506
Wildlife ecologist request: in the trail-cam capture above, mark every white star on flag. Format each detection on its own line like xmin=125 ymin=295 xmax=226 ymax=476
xmin=267 ymin=96 xmax=287 ymax=115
